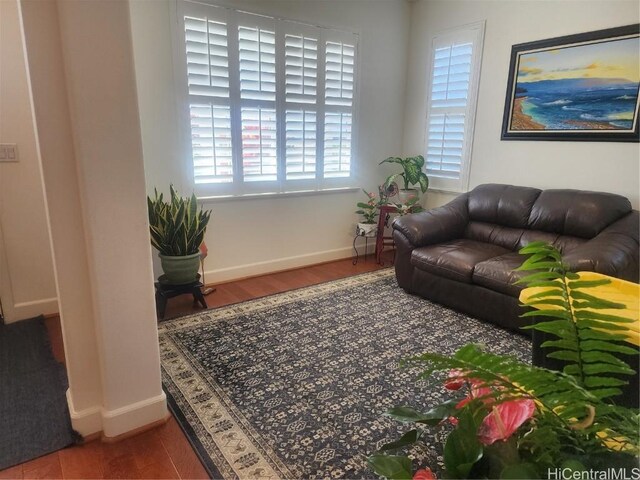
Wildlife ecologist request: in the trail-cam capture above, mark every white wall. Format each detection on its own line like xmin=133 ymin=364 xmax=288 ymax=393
xmin=130 ymin=0 xmax=411 ymax=282
xmin=0 ymin=0 xmax=57 ymax=322
xmin=404 ymin=0 xmax=640 ymax=210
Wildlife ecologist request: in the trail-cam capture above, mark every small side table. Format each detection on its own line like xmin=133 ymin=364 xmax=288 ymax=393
xmin=375 ymin=205 xmax=398 ymax=265
xmin=352 ymin=232 xmax=376 ymax=265
xmin=155 ymin=274 xmax=208 ymax=320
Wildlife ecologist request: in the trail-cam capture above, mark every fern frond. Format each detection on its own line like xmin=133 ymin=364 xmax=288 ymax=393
xmin=517 ymin=243 xmax=639 ymax=402
xmin=405 ymin=344 xmax=597 ymax=425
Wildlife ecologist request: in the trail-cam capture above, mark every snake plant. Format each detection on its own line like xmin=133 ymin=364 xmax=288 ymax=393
xmin=147 ymin=185 xmax=211 ymax=256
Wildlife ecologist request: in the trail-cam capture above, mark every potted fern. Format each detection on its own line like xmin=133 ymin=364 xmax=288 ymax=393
xmin=147 ymin=185 xmax=212 ymax=285
xmin=368 ymin=243 xmax=639 ymax=479
xmin=380 ymin=155 xmax=429 ymax=204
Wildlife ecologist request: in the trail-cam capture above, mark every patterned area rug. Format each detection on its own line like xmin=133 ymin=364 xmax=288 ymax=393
xmin=159 ymin=269 xmax=531 ymax=479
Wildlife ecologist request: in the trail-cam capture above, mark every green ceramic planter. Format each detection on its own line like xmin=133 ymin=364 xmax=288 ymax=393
xmin=159 ymin=252 xmax=201 ymax=285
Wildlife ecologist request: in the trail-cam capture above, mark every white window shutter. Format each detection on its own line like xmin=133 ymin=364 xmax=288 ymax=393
xmin=426 ymin=113 xmax=465 ymax=179
xmin=241 ymin=108 xmax=278 ymax=182
xmin=178 ymin=1 xmax=359 ymax=196
xmin=190 ymin=104 xmax=234 ymax=184
xmin=323 ymin=37 xmax=355 ymax=180
xmin=285 ymin=110 xmax=317 ymax=180
xmin=424 ymin=22 xmax=485 ymax=192
xmin=325 ymin=42 xmax=354 ymax=107
xmin=323 ymin=112 xmax=351 ymax=178
xmin=185 ymin=17 xmax=230 ymax=98
xmin=238 ymin=26 xmax=276 ymax=101
xmin=285 ymin=35 xmax=318 ymax=104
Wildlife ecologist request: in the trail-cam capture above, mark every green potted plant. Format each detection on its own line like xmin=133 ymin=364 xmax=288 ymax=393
xmin=147 ymin=185 xmax=212 ymax=285
xmin=380 ymin=155 xmax=429 ymax=204
xmin=355 ymin=189 xmax=379 ymax=237
xmin=390 ymin=196 xmax=425 ymax=216
xmin=368 ymin=242 xmax=639 ymax=479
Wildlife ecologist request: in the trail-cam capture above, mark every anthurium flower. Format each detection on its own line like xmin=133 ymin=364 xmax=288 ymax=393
xmin=477 ymin=398 xmax=535 ymax=445
xmin=456 ymin=383 xmax=496 ymax=410
xmin=444 ymin=369 xmax=466 ymax=390
xmin=413 ymin=467 xmax=437 ymax=480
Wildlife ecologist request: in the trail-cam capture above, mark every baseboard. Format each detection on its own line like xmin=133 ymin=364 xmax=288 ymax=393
xmin=66 ymin=389 xmax=103 ymax=436
xmin=101 ymin=391 xmax=168 ymax=438
xmin=5 ymin=297 xmax=58 ymax=323
xmin=67 ymin=389 xmax=168 ymax=438
xmin=204 ymin=246 xmax=355 ymax=284
xmin=101 ymin=412 xmax=170 ymax=443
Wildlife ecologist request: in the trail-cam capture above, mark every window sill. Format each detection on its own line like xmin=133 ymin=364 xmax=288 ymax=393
xmin=197 ymin=187 xmax=360 ymax=203
xmin=426 ymin=187 xmax=465 ymax=195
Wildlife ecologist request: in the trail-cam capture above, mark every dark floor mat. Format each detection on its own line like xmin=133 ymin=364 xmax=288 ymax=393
xmin=0 ymin=316 xmax=76 ymax=470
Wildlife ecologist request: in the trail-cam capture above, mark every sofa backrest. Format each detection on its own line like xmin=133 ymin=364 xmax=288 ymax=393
xmin=466 ymin=184 xmax=631 ymax=237
xmin=464 ymin=184 xmax=633 ymax=251
xmin=528 ymin=189 xmax=632 ymax=238
xmin=467 ymin=184 xmax=540 ymax=228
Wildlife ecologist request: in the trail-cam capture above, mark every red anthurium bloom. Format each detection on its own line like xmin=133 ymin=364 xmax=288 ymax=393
xmin=471 ymin=385 xmax=494 ymax=402
xmin=413 ymin=467 xmax=437 ymax=480
xmin=455 ymin=384 xmax=495 ymax=410
xmin=444 ymin=369 xmax=466 ymax=390
xmin=477 ymin=398 xmax=535 ymax=445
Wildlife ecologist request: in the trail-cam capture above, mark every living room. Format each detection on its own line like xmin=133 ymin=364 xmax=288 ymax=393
xmin=0 ymin=0 xmax=638 ymax=478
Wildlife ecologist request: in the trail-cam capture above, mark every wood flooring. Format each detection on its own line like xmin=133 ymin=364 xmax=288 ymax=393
xmin=1 ymin=255 xmax=387 ymax=479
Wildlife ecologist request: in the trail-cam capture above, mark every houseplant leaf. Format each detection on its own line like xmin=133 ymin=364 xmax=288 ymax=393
xmin=367 ymin=454 xmax=413 ymax=480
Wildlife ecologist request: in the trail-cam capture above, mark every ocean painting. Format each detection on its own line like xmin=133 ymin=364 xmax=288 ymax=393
xmin=502 ymin=25 xmax=640 ymax=141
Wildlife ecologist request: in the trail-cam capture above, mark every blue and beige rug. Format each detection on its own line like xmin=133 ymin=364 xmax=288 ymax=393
xmin=159 ymin=269 xmax=531 ymax=479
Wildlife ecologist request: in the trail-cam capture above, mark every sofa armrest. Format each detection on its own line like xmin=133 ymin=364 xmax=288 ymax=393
xmin=562 ymin=211 xmax=639 ymax=282
xmin=392 ymin=194 xmax=469 ymax=247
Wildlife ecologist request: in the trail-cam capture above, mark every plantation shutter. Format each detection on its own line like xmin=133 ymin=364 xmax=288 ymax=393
xmin=324 ymin=39 xmax=355 ymax=178
xmin=236 ymin=20 xmax=278 ymax=183
xmin=238 ymin=26 xmax=276 ymax=102
xmin=184 ymin=13 xmax=234 ymax=185
xmin=178 ymin=1 xmax=359 ymax=196
xmin=424 ymin=23 xmax=485 ymax=192
xmin=241 ymin=107 xmax=278 ymax=182
xmin=185 ymin=17 xmax=230 ymax=98
xmin=284 ymin=32 xmax=318 ymax=180
xmin=325 ymin=41 xmax=355 ymax=107
xmin=285 ymin=34 xmax=317 ymax=104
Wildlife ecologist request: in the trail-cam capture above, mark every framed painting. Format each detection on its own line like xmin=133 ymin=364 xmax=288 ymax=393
xmin=501 ymin=24 xmax=639 ymax=142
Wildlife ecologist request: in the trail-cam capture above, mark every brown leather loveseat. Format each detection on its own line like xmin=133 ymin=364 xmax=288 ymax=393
xmin=392 ymin=183 xmax=639 ymax=334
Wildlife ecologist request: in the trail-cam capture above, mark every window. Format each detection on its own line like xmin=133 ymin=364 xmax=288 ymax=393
xmin=424 ymin=22 xmax=485 ymax=193
xmin=176 ymin=1 xmax=358 ymax=197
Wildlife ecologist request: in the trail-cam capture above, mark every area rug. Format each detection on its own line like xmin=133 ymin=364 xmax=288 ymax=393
xmin=159 ymin=269 xmax=531 ymax=479
xmin=0 ymin=316 xmax=77 ymax=470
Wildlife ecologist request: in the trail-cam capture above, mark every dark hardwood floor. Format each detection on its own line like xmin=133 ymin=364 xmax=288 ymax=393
xmin=1 ymin=254 xmax=388 ymax=479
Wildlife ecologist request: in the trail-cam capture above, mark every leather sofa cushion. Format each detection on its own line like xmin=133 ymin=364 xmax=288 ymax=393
xmin=517 ymin=230 xmax=586 ymax=253
xmin=528 ymin=190 xmax=631 ymax=238
xmin=466 ymin=223 xmax=587 ymax=254
xmin=465 ymin=222 xmax=524 ymax=251
xmin=473 ymin=253 xmax=529 ymax=297
xmin=411 ymin=239 xmax=510 ymax=284
xmin=468 ymin=184 xmax=541 ymax=228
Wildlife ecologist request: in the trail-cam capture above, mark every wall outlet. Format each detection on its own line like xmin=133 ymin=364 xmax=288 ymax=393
xmin=0 ymin=144 xmax=18 ymax=162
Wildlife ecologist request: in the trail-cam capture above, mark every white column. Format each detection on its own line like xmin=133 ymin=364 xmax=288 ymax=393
xmin=19 ymin=0 xmax=104 ymax=435
xmin=20 ymin=0 xmax=167 ymax=438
